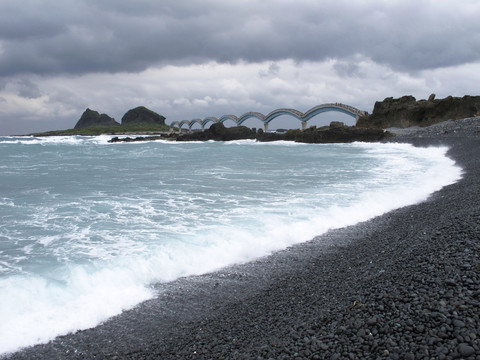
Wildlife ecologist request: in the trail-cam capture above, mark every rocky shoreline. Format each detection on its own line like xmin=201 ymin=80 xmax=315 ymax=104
xmin=5 ymin=117 xmax=480 ymax=360
xmin=108 ymin=122 xmax=391 ymax=144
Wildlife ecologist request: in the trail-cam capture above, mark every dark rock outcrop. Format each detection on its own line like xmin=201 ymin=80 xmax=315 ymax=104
xmin=256 ymin=122 xmax=390 ymax=143
xmin=121 ymin=106 xmax=166 ymax=126
xmin=74 ymin=108 xmax=119 ymax=129
xmin=109 ymin=135 xmax=163 ymax=143
xmin=357 ymin=94 xmax=480 ymax=129
xmin=293 ymin=124 xmax=390 ymax=143
xmin=109 ymin=133 xmax=177 ymax=143
xmin=177 ymin=122 xmax=389 ymax=143
xmin=177 ymin=122 xmax=256 ymax=142
xmin=256 ymin=130 xmax=299 ymax=142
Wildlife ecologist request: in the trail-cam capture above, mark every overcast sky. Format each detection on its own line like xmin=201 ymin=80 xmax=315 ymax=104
xmin=1 ymin=0 xmax=479 ymax=134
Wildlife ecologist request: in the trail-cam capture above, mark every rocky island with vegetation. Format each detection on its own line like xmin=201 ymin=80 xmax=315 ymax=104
xmin=31 ymin=106 xmax=170 ymax=136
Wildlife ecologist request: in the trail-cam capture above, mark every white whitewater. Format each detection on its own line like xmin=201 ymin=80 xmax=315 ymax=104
xmin=0 ymin=136 xmax=462 ymax=355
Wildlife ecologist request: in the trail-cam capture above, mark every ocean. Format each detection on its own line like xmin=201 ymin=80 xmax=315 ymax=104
xmin=0 ymin=135 xmax=462 ymax=355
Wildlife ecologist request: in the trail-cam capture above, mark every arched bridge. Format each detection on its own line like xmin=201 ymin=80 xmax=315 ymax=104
xmin=170 ymin=103 xmax=368 ymax=132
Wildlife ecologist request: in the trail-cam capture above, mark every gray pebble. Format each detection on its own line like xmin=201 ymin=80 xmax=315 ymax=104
xmin=458 ymin=343 xmax=475 ymax=357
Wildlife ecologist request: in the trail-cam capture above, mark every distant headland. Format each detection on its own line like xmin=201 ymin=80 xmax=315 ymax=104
xmin=31 ymin=94 xmax=480 ymax=143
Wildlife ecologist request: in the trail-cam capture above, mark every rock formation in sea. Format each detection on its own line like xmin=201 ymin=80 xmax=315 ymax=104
xmin=176 ymin=122 xmax=256 ymax=142
xmin=121 ymin=106 xmax=166 ymax=126
xmin=74 ymin=108 xmax=119 ymax=129
xmin=290 ymin=123 xmax=390 ymax=143
xmin=357 ymin=94 xmax=480 ymax=129
xmin=175 ymin=122 xmax=390 ymax=143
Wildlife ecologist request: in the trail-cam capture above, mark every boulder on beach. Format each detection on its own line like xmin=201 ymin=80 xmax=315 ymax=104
xmin=121 ymin=106 xmax=166 ymax=126
xmin=74 ymin=108 xmax=119 ymax=129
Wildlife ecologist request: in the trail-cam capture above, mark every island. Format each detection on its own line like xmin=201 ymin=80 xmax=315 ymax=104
xmin=31 ymin=106 xmax=171 ymax=136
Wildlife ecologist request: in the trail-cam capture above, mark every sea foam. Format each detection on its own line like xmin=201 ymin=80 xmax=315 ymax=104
xmin=0 ymin=138 xmax=462 ymax=355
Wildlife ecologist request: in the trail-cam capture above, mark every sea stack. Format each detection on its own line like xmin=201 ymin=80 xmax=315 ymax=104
xmin=121 ymin=106 xmax=166 ymax=126
xmin=74 ymin=108 xmax=119 ymax=129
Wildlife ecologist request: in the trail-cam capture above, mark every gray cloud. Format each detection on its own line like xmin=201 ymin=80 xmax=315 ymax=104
xmin=15 ymin=78 xmax=43 ymax=99
xmin=259 ymin=63 xmax=280 ymax=78
xmin=1 ymin=0 xmax=480 ymax=135
xmin=1 ymin=0 xmax=479 ymax=77
xmin=333 ymin=60 xmax=364 ymax=78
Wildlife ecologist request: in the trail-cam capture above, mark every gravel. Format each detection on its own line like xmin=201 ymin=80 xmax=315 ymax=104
xmin=5 ymin=117 xmax=480 ymax=360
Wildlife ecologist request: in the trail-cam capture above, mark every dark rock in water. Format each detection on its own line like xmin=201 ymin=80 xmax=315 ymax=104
xmin=209 ymin=122 xmax=254 ymax=141
xmin=293 ymin=125 xmax=390 ymax=143
xmin=357 ymin=94 xmax=480 ymax=129
xmin=177 ymin=123 xmax=388 ymax=143
xmin=256 ymin=129 xmax=298 ymax=142
xmin=257 ymin=123 xmax=389 ymax=143
xmin=177 ymin=122 xmax=256 ymax=141
xmin=109 ymin=135 xmax=164 ymax=143
xmin=74 ymin=108 xmax=119 ymax=129
xmin=121 ymin=106 xmax=166 ymax=126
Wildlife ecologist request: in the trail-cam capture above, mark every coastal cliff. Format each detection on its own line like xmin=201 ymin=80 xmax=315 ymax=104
xmin=357 ymin=94 xmax=480 ymax=129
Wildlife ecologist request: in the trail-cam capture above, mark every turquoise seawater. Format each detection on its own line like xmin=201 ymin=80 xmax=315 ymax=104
xmin=0 ymin=135 xmax=462 ymax=354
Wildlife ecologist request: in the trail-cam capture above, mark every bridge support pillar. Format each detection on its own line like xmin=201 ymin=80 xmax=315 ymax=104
xmin=264 ymin=123 xmax=269 ymax=132
xmin=302 ymin=121 xmax=307 ymax=131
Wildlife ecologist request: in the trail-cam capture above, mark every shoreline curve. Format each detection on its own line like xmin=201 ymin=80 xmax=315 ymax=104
xmin=5 ymin=117 xmax=480 ymax=360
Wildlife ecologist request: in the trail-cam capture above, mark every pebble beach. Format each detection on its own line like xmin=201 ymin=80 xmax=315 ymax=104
xmin=5 ymin=117 xmax=480 ymax=360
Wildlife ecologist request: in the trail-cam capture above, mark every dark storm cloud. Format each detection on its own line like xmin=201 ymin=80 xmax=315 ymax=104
xmin=1 ymin=0 xmax=479 ymax=77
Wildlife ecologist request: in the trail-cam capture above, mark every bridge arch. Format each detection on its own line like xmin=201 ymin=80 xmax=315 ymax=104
xmin=170 ymin=103 xmax=368 ymax=131
xmin=195 ymin=117 xmax=218 ymax=129
xmin=303 ymin=104 xmax=366 ymax=122
xmin=189 ymin=118 xmax=204 ymax=128
xmin=218 ymin=115 xmax=239 ymax=124
xmin=264 ymin=108 xmax=304 ymax=124
xmin=178 ymin=120 xmax=191 ymax=129
xmin=237 ymin=112 xmax=266 ymax=125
